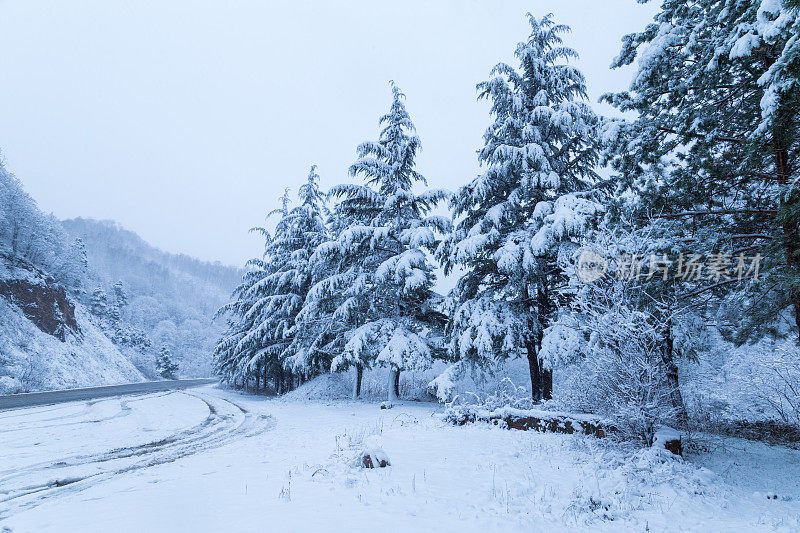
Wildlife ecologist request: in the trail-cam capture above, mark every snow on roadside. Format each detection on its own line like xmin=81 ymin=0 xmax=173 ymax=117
xmin=4 ymin=388 xmax=800 ymax=532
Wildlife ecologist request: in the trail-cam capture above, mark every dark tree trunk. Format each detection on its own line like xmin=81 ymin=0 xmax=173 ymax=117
xmin=393 ymin=369 xmax=400 ymax=398
xmin=542 ymin=368 xmax=552 ymax=401
xmin=526 ymin=340 xmax=542 ymax=402
xmin=663 ymin=320 xmax=688 ymax=425
xmin=355 ymin=363 xmax=363 ymax=398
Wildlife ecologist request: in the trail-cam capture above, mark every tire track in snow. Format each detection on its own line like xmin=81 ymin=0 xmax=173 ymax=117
xmin=0 ymin=392 xmax=172 ymax=435
xmin=0 ymin=390 xmax=274 ymax=519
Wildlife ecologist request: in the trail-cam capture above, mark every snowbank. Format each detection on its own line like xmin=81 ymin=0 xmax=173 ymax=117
xmin=443 ymin=404 xmax=610 ymax=437
xmin=281 ymin=364 xmax=447 ymax=402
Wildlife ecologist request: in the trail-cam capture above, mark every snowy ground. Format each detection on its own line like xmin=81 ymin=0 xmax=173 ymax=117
xmin=2 ymin=385 xmax=800 ymax=532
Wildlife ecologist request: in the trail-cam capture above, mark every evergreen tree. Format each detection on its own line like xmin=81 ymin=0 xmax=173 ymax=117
xmin=215 ymin=170 xmax=327 ymax=393
xmin=297 ymin=83 xmax=450 ymax=400
xmin=156 ymin=344 xmax=179 ymax=379
xmin=108 ymin=280 xmax=127 ymax=326
xmin=89 ymin=287 xmax=108 ymax=320
xmin=215 ymin=192 xmax=287 ymax=388
xmin=440 ymin=14 xmax=600 ymax=401
xmin=246 ymin=167 xmax=327 ymax=390
xmin=602 ymin=0 xmax=800 ymax=344
xmin=61 ymin=238 xmax=88 ymax=298
xmin=290 ymin=196 xmax=372 ymax=397
xmin=215 ymin=261 xmax=266 ymax=387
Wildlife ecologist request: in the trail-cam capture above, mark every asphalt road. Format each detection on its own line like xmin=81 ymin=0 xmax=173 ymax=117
xmin=0 ymin=378 xmax=219 ymax=410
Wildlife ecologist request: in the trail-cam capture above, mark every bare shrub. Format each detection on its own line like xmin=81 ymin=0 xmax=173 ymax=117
xmin=561 ymin=301 xmax=680 ymax=445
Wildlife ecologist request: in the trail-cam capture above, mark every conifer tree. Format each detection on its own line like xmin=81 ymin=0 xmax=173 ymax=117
xmin=244 ymin=167 xmax=327 ymax=389
xmin=602 ymin=0 xmax=800 ymax=344
xmin=215 ymin=170 xmax=327 ymax=392
xmin=89 ymin=287 xmax=108 ymax=320
xmin=215 ymin=191 xmax=289 ymax=388
xmin=215 ymin=262 xmax=265 ymax=387
xmin=297 ymin=83 xmax=450 ymax=400
xmin=440 ymin=14 xmax=600 ymax=401
xmin=108 ymin=280 xmax=127 ymax=326
xmin=156 ymin=344 xmax=179 ymax=379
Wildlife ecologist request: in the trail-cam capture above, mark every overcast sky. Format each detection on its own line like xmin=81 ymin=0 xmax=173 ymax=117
xmin=0 ymin=0 xmax=657 ymax=267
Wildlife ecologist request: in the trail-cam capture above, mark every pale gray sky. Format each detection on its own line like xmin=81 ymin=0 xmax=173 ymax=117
xmin=0 ymin=0 xmax=656 ymax=266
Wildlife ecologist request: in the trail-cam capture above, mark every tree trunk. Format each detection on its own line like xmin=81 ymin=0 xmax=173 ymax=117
xmin=526 ymin=341 xmax=541 ymax=402
xmin=388 ymin=368 xmax=399 ymax=401
xmin=353 ymin=363 xmax=363 ymax=399
xmin=285 ymin=369 xmax=293 ymax=393
xmin=663 ymin=320 xmax=688 ymax=425
xmin=542 ymin=368 xmax=552 ymax=401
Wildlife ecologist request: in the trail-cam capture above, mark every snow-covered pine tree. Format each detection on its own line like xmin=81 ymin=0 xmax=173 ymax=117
xmin=602 ymin=0 xmax=800 ymax=344
xmin=215 ymin=170 xmax=327 ymax=393
xmin=215 ymin=191 xmax=288 ymax=389
xmin=290 ymin=187 xmax=383 ymax=398
xmin=214 ymin=262 xmax=265 ymax=387
xmin=156 ymin=344 xmax=179 ymax=379
xmin=439 ymin=14 xmax=600 ymax=401
xmin=297 ymin=83 xmax=450 ymax=400
xmin=89 ymin=287 xmax=108 ymax=321
xmin=60 ymin=238 xmax=88 ymax=298
xmin=244 ymin=167 xmax=327 ymax=392
xmin=108 ymin=280 xmax=127 ymax=326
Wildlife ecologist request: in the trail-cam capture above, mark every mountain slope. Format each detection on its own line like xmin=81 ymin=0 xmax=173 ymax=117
xmin=0 ymin=256 xmax=145 ymax=394
xmin=60 ymin=218 xmax=241 ymax=377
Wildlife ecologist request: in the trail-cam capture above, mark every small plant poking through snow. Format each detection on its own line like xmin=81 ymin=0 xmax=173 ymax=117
xmin=278 ymin=471 xmax=291 ymax=502
xmin=330 ymin=424 xmax=391 ymax=471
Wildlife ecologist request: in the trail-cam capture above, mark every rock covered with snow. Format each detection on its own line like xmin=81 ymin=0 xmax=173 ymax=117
xmin=443 ymin=405 xmax=611 ymax=438
xmin=653 ymin=426 xmax=682 ymax=456
xmin=360 ymin=436 xmax=391 ymax=468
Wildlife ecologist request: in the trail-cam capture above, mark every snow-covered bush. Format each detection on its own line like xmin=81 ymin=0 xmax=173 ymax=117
xmin=428 ymin=357 xmax=533 ymax=404
xmin=590 ymin=343 xmax=679 ymax=445
xmin=544 ymin=278 xmax=682 ymax=444
xmin=444 ymin=376 xmax=534 ymax=412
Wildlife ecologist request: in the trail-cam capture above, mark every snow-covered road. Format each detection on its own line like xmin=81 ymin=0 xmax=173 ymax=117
xmin=0 ymin=379 xmax=218 ymax=410
xmin=0 ymin=387 xmax=273 ymax=522
xmin=2 ymin=386 xmax=800 ymax=532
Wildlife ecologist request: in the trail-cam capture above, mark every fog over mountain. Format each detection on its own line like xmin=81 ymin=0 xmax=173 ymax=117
xmin=0 ymin=162 xmax=240 ymax=392
xmin=61 ymin=217 xmax=241 ymax=377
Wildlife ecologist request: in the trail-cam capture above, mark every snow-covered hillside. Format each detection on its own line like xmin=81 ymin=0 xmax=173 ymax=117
xmin=0 ymin=261 xmax=144 ymax=394
xmin=61 ymin=218 xmax=241 ymax=377
xmin=0 ymin=161 xmax=237 ymax=391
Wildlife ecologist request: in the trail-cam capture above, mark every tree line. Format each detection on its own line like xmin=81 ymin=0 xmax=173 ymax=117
xmin=216 ymin=4 xmax=800 ymax=430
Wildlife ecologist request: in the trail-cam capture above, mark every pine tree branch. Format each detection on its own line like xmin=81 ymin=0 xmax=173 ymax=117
xmin=660 ymin=209 xmax=777 ymax=219
xmin=657 ymin=126 xmax=743 ymax=144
